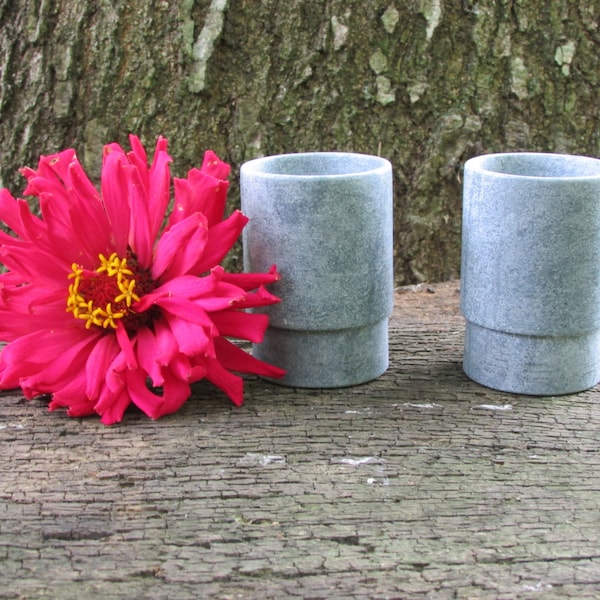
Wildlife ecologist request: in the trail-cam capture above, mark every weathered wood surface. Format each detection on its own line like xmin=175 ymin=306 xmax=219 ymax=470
xmin=1 ymin=281 xmax=600 ymax=599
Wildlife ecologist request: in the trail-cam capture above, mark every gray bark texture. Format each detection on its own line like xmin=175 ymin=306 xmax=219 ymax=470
xmin=1 ymin=0 xmax=599 ymax=283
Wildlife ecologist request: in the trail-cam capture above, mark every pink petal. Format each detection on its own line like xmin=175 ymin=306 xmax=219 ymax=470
xmin=151 ymin=212 xmax=208 ymax=280
xmin=0 ymin=326 xmax=94 ymax=372
xmin=193 ymin=210 xmax=248 ymax=274
xmin=85 ymin=334 xmax=120 ymax=401
xmin=0 ymin=189 xmax=46 ymax=243
xmin=135 ymin=325 xmax=165 ymax=386
xmin=170 ymin=169 xmax=229 ymax=228
xmin=220 ymin=265 xmax=280 ymax=291
xmin=127 ymin=167 xmax=154 ymax=268
xmin=146 ymin=145 xmax=172 ymax=241
xmin=24 ymin=151 xmax=112 ymax=263
xmin=67 ymin=155 xmax=100 ymax=202
xmin=66 ymin=159 xmax=113 ymax=255
xmin=163 ymin=313 xmax=213 ymax=356
xmin=136 ymin=271 xmax=253 ymax=328
xmin=0 ymin=284 xmax=72 ymax=340
xmin=0 ymin=243 xmax=69 ymax=288
xmin=214 ymin=337 xmax=286 ymax=378
xmin=229 ymin=285 xmax=282 ymax=310
xmin=98 ymin=387 xmax=131 ymax=426
xmin=152 ymin=296 xmax=215 ymax=327
xmin=94 ymin=352 xmax=131 ymax=424
xmin=168 ymin=150 xmax=229 ymax=229
xmin=126 ymin=367 xmax=190 ymax=420
xmin=205 ymin=357 xmax=245 ymax=406
xmin=101 ymin=150 xmax=131 ymax=255
xmin=153 ymin=317 xmax=180 ymax=366
xmin=137 ymin=274 xmax=215 ymax=311
xmin=126 ymin=134 xmax=149 ymax=179
xmin=164 ymin=352 xmax=209 ymax=384
xmin=186 ymin=359 xmax=208 ymax=383
xmin=170 ymin=178 xmax=192 ymax=227
xmin=103 ymin=350 xmax=129 ymax=392
xmin=201 ymin=150 xmax=231 ymax=180
xmin=21 ymin=150 xmax=74 ymax=201
xmin=209 ymin=310 xmax=270 ymax=343
xmin=2 ymin=328 xmax=98 ymax=395
xmin=49 ymin=375 xmax=97 ymax=417
xmin=115 ymin=321 xmax=138 ymax=370
xmin=39 ymin=192 xmax=96 ymax=265
xmin=123 ymin=136 xmax=172 ymax=264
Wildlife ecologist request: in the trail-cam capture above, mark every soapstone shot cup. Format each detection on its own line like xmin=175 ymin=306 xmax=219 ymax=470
xmin=461 ymin=152 xmax=600 ymax=395
xmin=240 ymin=152 xmax=394 ymax=388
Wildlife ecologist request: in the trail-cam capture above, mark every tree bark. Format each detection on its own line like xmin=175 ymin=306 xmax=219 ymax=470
xmin=1 ymin=0 xmax=599 ymax=283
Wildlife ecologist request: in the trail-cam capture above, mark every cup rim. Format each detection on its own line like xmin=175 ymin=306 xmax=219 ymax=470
xmin=465 ymin=152 xmax=600 ymax=180
xmin=240 ymin=151 xmax=391 ymax=179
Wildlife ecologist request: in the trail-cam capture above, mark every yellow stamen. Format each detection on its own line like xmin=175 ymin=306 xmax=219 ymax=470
xmin=66 ymin=253 xmax=140 ymax=330
xmin=115 ymin=278 xmax=140 ymax=307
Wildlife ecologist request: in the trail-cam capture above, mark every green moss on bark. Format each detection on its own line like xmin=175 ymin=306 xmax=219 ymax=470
xmin=1 ymin=0 xmax=600 ymax=282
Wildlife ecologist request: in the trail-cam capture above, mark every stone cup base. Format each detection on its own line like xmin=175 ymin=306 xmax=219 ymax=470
xmin=463 ymin=321 xmax=600 ymax=396
xmin=252 ymin=319 xmax=389 ymax=388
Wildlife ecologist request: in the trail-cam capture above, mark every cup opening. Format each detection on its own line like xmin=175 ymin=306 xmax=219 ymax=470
xmin=242 ymin=152 xmax=389 ymax=178
xmin=471 ymin=152 xmax=600 ymax=179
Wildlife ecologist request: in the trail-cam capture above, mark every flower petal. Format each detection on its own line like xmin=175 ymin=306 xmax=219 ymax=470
xmin=170 ymin=170 xmax=228 ymax=228
xmin=94 ymin=351 xmax=131 ymax=424
xmin=229 ymin=285 xmax=282 ymax=310
xmin=0 ymin=189 xmax=46 ymax=243
xmin=164 ymin=313 xmax=213 ymax=356
xmin=127 ymin=167 xmax=154 ymax=268
xmin=152 ymin=296 xmax=215 ymax=327
xmin=220 ymin=265 xmax=280 ymax=291
xmin=209 ymin=310 xmax=270 ymax=343
xmin=168 ymin=150 xmax=230 ymax=229
xmin=0 ymin=327 xmax=97 ymax=388
xmin=0 ymin=284 xmax=72 ymax=340
xmin=204 ymin=357 xmax=245 ymax=406
xmin=214 ymin=337 xmax=286 ymax=379
xmin=201 ymin=149 xmax=231 ymax=180
xmin=151 ymin=212 xmax=208 ymax=280
xmin=48 ymin=375 xmax=96 ymax=417
xmin=115 ymin=321 xmax=138 ymax=370
xmin=126 ymin=367 xmax=191 ymax=420
xmin=101 ymin=150 xmax=131 ymax=255
xmin=133 ymin=326 xmax=161 ymax=386
xmin=147 ymin=144 xmax=172 ymax=241
xmin=193 ymin=210 xmax=248 ymax=274
xmin=137 ymin=271 xmax=217 ymax=311
xmin=98 ymin=387 xmax=131 ymax=426
xmin=85 ymin=333 xmax=120 ymax=401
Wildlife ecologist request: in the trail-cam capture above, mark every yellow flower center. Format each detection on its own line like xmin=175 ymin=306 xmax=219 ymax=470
xmin=66 ymin=252 xmax=141 ymax=330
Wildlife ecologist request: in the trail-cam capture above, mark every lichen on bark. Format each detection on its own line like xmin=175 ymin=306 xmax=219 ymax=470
xmin=0 ymin=0 xmax=599 ymax=283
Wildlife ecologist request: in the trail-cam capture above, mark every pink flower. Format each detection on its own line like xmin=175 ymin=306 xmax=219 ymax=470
xmin=0 ymin=135 xmax=284 ymax=424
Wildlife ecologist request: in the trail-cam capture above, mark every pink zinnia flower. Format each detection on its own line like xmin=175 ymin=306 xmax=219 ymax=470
xmin=0 ymin=135 xmax=284 ymax=424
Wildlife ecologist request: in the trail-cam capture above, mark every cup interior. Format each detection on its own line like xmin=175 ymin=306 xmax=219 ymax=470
xmin=473 ymin=153 xmax=600 ymax=179
xmin=244 ymin=152 xmax=389 ymax=178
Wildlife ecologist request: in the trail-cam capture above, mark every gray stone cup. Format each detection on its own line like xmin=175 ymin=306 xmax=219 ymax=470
xmin=240 ymin=152 xmax=394 ymax=388
xmin=461 ymin=152 xmax=600 ymax=395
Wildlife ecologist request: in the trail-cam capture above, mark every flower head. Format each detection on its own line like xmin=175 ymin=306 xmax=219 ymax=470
xmin=0 ymin=135 xmax=284 ymax=424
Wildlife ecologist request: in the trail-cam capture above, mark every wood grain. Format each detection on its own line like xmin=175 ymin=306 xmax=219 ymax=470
xmin=1 ymin=281 xmax=599 ymax=599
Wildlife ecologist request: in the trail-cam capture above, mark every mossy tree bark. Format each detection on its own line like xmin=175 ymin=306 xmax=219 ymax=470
xmin=1 ymin=0 xmax=599 ymax=283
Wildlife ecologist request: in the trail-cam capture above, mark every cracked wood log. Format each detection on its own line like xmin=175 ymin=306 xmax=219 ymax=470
xmin=1 ymin=282 xmax=600 ymax=599
xmin=1 ymin=1 xmax=600 ymax=284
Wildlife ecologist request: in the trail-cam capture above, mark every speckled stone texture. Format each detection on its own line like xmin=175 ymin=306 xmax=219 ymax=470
xmin=241 ymin=152 xmax=393 ymax=387
xmin=461 ymin=152 xmax=600 ymax=395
